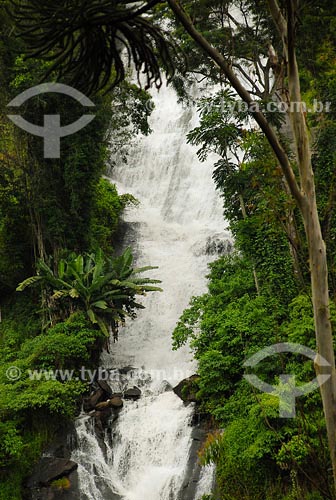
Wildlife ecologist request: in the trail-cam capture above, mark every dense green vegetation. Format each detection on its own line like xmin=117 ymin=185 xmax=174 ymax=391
xmin=175 ymin=255 xmax=334 ymax=499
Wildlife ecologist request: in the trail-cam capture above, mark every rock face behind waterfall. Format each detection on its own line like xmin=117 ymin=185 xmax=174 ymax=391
xmin=173 ymin=375 xmax=200 ymax=403
xmin=24 ymin=423 xmax=80 ymax=500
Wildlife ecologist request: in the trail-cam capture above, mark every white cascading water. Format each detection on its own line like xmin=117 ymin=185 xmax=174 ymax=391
xmin=71 ymin=84 xmax=231 ymax=499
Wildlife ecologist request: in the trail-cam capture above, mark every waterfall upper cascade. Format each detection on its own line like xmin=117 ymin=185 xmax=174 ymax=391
xmin=71 ymin=84 xmax=231 ymax=499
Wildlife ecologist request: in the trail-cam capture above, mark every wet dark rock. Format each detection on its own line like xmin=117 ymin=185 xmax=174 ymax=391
xmin=111 ymin=392 xmax=123 ymax=398
xmin=124 ymin=386 xmax=141 ymax=400
xmin=95 ymin=397 xmax=123 ymax=410
xmin=97 ymin=379 xmax=113 ymax=397
xmin=205 ymin=237 xmax=233 ymax=256
xmin=180 ymin=426 xmax=214 ymax=500
xmin=94 ymin=408 xmax=112 ymax=425
xmin=26 ymin=458 xmax=78 ymax=488
xmin=109 ymin=396 xmax=124 ymax=408
xmin=83 ymin=388 xmax=105 ymax=411
xmin=119 ymin=366 xmax=136 ymax=375
xmin=45 ymin=422 xmax=78 ymax=460
xmin=26 ymin=468 xmax=79 ymax=500
xmin=173 ymin=375 xmax=200 ymax=403
xmin=94 ymin=480 xmax=123 ymax=500
xmin=95 ymin=400 xmax=112 ymax=411
xmin=24 ymin=422 xmax=80 ymax=499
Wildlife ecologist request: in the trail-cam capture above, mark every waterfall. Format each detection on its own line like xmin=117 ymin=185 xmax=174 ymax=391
xmin=71 ymin=84 xmax=231 ymax=499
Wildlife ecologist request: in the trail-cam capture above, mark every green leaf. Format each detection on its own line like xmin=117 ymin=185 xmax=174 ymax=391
xmin=58 ymin=260 xmax=65 ymax=279
xmin=92 ymin=300 xmax=108 ymax=309
xmin=87 ymin=309 xmax=97 ymax=324
xmin=16 ymin=276 xmax=42 ymax=291
xmin=96 ymin=317 xmax=109 ymax=337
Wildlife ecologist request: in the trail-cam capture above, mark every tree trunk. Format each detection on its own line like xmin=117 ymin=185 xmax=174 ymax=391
xmin=285 ymin=0 xmax=336 ymax=490
xmin=302 ymin=193 xmax=336 ymax=490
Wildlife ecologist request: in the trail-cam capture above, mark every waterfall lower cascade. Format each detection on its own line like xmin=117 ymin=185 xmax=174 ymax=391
xmin=72 ymin=85 xmax=231 ymax=499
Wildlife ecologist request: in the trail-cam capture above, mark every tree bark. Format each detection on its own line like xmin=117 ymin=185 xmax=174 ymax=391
xmin=275 ymin=0 xmax=336 ymax=490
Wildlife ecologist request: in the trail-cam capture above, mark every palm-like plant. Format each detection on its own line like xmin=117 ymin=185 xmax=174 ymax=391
xmin=16 ymin=248 xmax=162 ymax=338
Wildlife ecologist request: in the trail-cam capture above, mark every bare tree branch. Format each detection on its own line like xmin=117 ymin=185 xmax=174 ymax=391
xmin=167 ymin=0 xmax=303 ymax=208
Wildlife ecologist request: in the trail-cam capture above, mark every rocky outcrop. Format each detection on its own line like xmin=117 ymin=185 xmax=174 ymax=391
xmin=95 ymin=396 xmax=123 ymax=410
xmin=83 ymin=380 xmax=141 ymax=433
xmin=123 ymin=386 xmax=141 ymax=400
xmin=97 ymin=379 xmax=113 ymax=397
xmin=83 ymin=379 xmax=116 ymax=412
xmin=83 ymin=388 xmax=105 ymax=412
xmin=173 ymin=375 xmax=200 ymax=403
xmin=26 ymin=457 xmax=79 ymax=500
xmin=27 ymin=458 xmax=78 ymax=488
xmin=180 ymin=426 xmax=215 ymax=500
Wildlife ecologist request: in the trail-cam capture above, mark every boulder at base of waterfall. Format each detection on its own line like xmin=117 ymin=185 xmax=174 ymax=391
xmin=83 ymin=388 xmax=105 ymax=412
xmin=119 ymin=366 xmax=135 ymax=375
xmin=26 ymin=458 xmax=78 ymax=488
xmin=173 ymin=375 xmax=200 ymax=403
xmin=97 ymin=379 xmax=113 ymax=397
xmin=111 ymin=392 xmax=123 ymax=398
xmin=93 ymin=408 xmax=112 ymax=431
xmin=95 ymin=396 xmax=123 ymax=410
xmin=110 ymin=396 xmax=124 ymax=408
xmin=124 ymin=386 xmax=141 ymax=400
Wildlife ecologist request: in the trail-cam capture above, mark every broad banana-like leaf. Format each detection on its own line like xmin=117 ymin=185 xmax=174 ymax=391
xmin=98 ymin=292 xmax=129 ymax=300
xmin=104 ymin=307 xmax=131 ymax=318
xmin=92 ymin=300 xmax=108 ymax=309
xmin=96 ymin=316 xmax=109 ymax=337
xmin=109 ymin=279 xmax=122 ymax=286
xmin=112 ymin=280 xmax=141 ymax=290
xmin=131 ymin=278 xmax=162 ymax=284
xmin=132 ymin=302 xmax=146 ymax=309
xmin=84 ymin=253 xmax=95 ymax=274
xmin=132 ymin=266 xmax=159 ymax=274
xmin=52 ymin=290 xmax=69 ymax=299
xmin=87 ymin=308 xmax=97 ymax=324
xmin=74 ymin=255 xmax=84 ymax=275
xmin=16 ymin=275 xmax=42 ymax=291
xmin=92 ymin=249 xmax=105 ymax=281
xmin=88 ymin=273 xmax=116 ymax=293
xmin=141 ymin=285 xmax=163 ymax=292
xmin=37 ymin=260 xmax=53 ymax=274
xmin=58 ymin=260 xmax=65 ymax=279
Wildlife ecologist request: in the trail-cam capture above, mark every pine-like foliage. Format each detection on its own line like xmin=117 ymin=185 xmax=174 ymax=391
xmin=8 ymin=0 xmax=178 ymax=94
